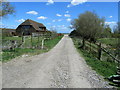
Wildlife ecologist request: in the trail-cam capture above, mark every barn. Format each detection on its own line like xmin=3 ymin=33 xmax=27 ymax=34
xmin=16 ymin=19 xmax=47 ymax=36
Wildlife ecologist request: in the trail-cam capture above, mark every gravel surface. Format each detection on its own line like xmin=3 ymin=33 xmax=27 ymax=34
xmin=2 ymin=35 xmax=111 ymax=88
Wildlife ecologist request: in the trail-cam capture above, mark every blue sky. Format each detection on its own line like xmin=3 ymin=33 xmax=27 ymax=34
xmin=2 ymin=1 xmax=118 ymax=33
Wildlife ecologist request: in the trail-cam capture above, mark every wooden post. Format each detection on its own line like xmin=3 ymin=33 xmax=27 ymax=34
xmin=37 ymin=33 xmax=40 ymax=48
xmin=31 ymin=33 xmax=33 ymax=47
xmin=98 ymin=43 xmax=102 ymax=60
xmin=38 ymin=33 xmax=39 ymax=42
xmin=22 ymin=32 xmax=24 ymax=42
xmin=90 ymin=41 xmax=91 ymax=53
xmin=82 ymin=38 xmax=85 ymax=50
xmin=24 ymin=36 xmax=25 ymax=43
xmin=41 ymin=39 xmax=44 ymax=49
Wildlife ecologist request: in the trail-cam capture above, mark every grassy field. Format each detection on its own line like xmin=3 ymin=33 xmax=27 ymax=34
xmin=72 ymin=37 xmax=117 ymax=78
xmin=44 ymin=36 xmax=63 ymax=49
xmin=2 ymin=36 xmax=22 ymax=41
xmin=2 ymin=35 xmax=63 ymax=62
xmin=98 ymin=38 xmax=119 ymax=47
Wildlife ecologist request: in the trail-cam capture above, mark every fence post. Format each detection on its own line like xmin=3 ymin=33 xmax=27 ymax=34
xmin=38 ymin=33 xmax=40 ymax=47
xmin=98 ymin=43 xmax=102 ymax=60
xmin=31 ymin=33 xmax=33 ymax=47
xmin=41 ymin=39 xmax=44 ymax=49
xmin=90 ymin=41 xmax=91 ymax=53
xmin=82 ymin=38 xmax=85 ymax=50
xmin=22 ymin=32 xmax=24 ymax=42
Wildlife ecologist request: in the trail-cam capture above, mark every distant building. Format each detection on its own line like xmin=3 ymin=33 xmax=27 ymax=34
xmin=16 ymin=19 xmax=47 ymax=36
xmin=1 ymin=28 xmax=16 ymax=36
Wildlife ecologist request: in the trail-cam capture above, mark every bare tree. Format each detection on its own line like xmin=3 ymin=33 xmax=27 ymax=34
xmin=0 ymin=1 xmax=15 ymax=17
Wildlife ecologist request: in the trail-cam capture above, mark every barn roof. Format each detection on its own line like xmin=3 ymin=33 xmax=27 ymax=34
xmin=19 ymin=19 xmax=46 ymax=30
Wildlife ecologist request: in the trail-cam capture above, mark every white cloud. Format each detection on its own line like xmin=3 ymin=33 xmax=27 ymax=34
xmin=69 ymin=25 xmax=73 ymax=27
xmin=67 ymin=5 xmax=71 ymax=8
xmin=64 ymin=14 xmax=71 ymax=17
xmin=65 ymin=11 xmax=69 ymax=13
xmin=46 ymin=0 xmax=54 ymax=5
xmin=16 ymin=19 xmax=25 ymax=23
xmin=26 ymin=11 xmax=38 ymax=15
xmin=105 ymin=21 xmax=116 ymax=25
xmin=105 ymin=21 xmax=117 ymax=31
xmin=49 ymin=25 xmax=71 ymax=33
xmin=71 ymin=0 xmax=87 ymax=5
xmin=37 ymin=16 xmax=47 ymax=20
xmin=109 ymin=16 xmax=113 ymax=18
xmin=66 ymin=18 xmax=71 ymax=22
xmin=52 ymin=20 xmax=56 ymax=22
xmin=67 ymin=0 xmax=87 ymax=7
xmin=47 ymin=23 xmax=51 ymax=25
xmin=52 ymin=19 xmax=62 ymax=22
xmin=52 ymin=25 xmax=56 ymax=28
xmin=57 ymin=25 xmax=67 ymax=29
xmin=58 ymin=19 xmax=62 ymax=21
xmin=62 ymin=25 xmax=67 ymax=29
xmin=56 ymin=14 xmax=62 ymax=17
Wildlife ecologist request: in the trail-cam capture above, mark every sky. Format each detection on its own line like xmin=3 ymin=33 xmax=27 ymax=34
xmin=1 ymin=1 xmax=118 ymax=33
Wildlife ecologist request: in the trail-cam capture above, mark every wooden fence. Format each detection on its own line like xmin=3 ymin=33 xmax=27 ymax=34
xmin=84 ymin=40 xmax=120 ymax=64
xmin=81 ymin=39 xmax=120 ymax=77
xmin=2 ymin=40 xmax=23 ymax=50
xmin=2 ymin=33 xmax=62 ymax=50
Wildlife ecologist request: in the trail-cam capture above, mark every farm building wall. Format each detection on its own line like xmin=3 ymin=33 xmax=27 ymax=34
xmin=16 ymin=25 xmax=36 ymax=36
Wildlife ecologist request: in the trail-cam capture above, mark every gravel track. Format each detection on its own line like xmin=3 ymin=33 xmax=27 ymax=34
xmin=2 ymin=35 xmax=110 ymax=88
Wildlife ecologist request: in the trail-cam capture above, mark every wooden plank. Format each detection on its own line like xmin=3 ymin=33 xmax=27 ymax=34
xmin=101 ymin=47 xmax=120 ymax=63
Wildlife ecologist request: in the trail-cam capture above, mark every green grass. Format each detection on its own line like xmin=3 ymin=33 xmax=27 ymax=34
xmin=2 ymin=35 xmax=63 ymax=62
xmin=98 ymin=38 xmax=119 ymax=47
xmin=72 ymin=37 xmax=117 ymax=78
xmin=2 ymin=48 xmax=46 ymax=62
xmin=2 ymin=36 xmax=22 ymax=41
xmin=98 ymin=38 xmax=119 ymax=60
xmin=23 ymin=37 xmax=43 ymax=47
xmin=44 ymin=36 xmax=63 ymax=50
xmin=80 ymin=49 xmax=117 ymax=78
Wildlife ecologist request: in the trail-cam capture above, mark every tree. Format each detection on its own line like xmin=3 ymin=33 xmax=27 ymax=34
xmin=0 ymin=1 xmax=15 ymax=17
xmin=113 ymin=23 xmax=119 ymax=34
xmin=112 ymin=22 xmax=120 ymax=38
xmin=69 ymin=30 xmax=79 ymax=37
xmin=70 ymin=11 xmax=105 ymax=48
xmin=101 ymin=25 xmax=112 ymax=38
xmin=51 ymin=30 xmax=57 ymax=37
xmin=112 ymin=22 xmax=120 ymax=59
xmin=49 ymin=27 xmax=57 ymax=38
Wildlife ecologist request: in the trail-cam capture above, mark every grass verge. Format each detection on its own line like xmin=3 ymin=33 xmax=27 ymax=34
xmin=72 ymin=37 xmax=117 ymax=78
xmin=2 ymin=35 xmax=63 ymax=62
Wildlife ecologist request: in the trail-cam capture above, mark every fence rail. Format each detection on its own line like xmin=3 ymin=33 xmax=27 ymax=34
xmin=2 ymin=33 xmax=61 ymax=50
xmin=83 ymin=40 xmax=120 ymax=63
xmin=101 ymin=47 xmax=120 ymax=63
